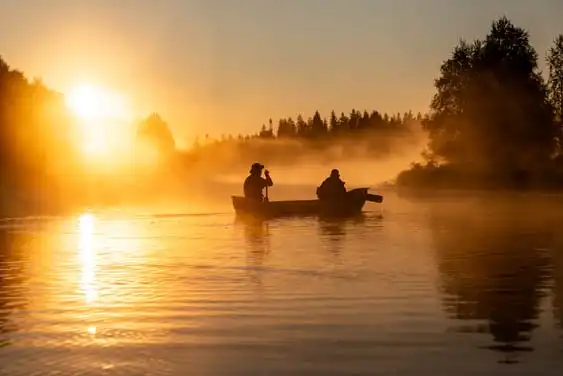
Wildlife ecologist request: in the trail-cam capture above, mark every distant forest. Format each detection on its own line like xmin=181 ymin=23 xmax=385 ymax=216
xmin=194 ymin=109 xmax=422 ymax=143
xmin=1 ymin=15 xmax=563 ymax=215
xmin=181 ymin=108 xmax=423 ymax=174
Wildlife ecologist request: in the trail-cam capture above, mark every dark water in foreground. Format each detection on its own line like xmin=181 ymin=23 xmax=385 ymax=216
xmin=0 ymin=190 xmax=562 ymax=375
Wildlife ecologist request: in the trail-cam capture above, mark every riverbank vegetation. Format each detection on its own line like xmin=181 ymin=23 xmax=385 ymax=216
xmin=397 ymin=17 xmax=563 ymax=190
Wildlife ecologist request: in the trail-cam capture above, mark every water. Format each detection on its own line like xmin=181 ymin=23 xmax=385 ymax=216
xmin=1 ymin=190 xmax=562 ymax=375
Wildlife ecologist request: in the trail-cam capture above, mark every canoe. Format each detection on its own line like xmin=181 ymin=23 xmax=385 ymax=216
xmin=231 ymin=188 xmax=383 ymax=218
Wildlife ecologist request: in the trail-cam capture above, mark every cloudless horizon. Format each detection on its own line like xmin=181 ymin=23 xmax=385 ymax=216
xmin=1 ymin=0 xmax=562 ymax=147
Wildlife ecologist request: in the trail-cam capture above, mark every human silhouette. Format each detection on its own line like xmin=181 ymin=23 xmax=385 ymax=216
xmin=243 ymin=162 xmax=273 ymax=202
xmin=317 ymin=169 xmax=347 ymax=201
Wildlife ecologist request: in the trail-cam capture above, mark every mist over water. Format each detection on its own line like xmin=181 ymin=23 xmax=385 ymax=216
xmin=196 ymin=127 xmax=427 ymax=193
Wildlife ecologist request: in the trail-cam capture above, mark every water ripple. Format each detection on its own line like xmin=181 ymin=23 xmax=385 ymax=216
xmin=1 ymin=194 xmax=563 ymax=374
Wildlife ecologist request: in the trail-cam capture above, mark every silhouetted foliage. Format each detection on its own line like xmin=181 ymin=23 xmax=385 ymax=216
xmin=135 ymin=112 xmax=176 ymax=158
xmin=547 ymin=34 xmax=563 ymax=148
xmin=191 ymin=107 xmax=417 ymax=148
xmin=425 ymin=17 xmax=555 ymax=171
xmin=0 ymin=56 xmax=75 ymax=209
xmin=398 ymin=17 xmax=563 ymax=189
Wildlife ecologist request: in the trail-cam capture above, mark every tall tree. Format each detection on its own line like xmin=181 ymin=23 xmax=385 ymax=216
xmin=329 ymin=110 xmax=339 ymax=134
xmin=338 ymin=112 xmax=349 ymax=134
xmin=547 ymin=34 xmax=563 ymax=149
xmin=136 ymin=112 xmax=176 ymax=158
xmin=286 ymin=117 xmax=296 ymax=137
xmin=0 ymin=56 xmax=74 ymax=186
xmin=296 ymin=114 xmax=307 ymax=137
xmin=423 ymin=17 xmax=556 ymax=172
xmin=310 ymin=110 xmax=327 ymax=137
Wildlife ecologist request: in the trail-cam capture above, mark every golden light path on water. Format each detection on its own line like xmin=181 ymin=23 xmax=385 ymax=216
xmin=76 ymin=212 xmax=147 ymax=345
xmin=78 ymin=214 xmax=98 ymax=336
xmin=79 ymin=214 xmax=97 ymax=305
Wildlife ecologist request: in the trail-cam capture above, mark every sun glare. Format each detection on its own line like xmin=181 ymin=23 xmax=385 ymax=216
xmin=66 ymin=83 xmax=129 ymax=121
xmin=65 ymin=83 xmax=134 ymax=160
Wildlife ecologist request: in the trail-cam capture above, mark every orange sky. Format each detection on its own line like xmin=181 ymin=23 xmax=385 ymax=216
xmin=1 ymin=0 xmax=561 ymax=148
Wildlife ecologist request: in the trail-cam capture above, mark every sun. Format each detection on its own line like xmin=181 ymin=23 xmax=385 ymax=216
xmin=65 ymin=83 xmax=129 ymax=121
xmin=64 ymin=83 xmax=133 ymax=160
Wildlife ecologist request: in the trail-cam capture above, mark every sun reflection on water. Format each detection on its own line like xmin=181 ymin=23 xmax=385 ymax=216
xmin=74 ymin=212 xmax=152 ymax=341
xmin=78 ymin=214 xmax=98 ymax=306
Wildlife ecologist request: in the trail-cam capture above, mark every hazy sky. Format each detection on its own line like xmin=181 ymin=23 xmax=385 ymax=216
xmin=1 ymin=0 xmax=562 ymax=146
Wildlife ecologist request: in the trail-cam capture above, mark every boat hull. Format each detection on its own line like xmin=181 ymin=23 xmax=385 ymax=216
xmin=231 ymin=188 xmax=370 ymax=218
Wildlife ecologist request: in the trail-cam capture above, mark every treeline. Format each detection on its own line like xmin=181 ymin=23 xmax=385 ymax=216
xmin=142 ymin=107 xmax=424 ymax=179
xmin=398 ymin=17 xmax=563 ymax=189
xmin=262 ymin=109 xmax=420 ymax=140
xmin=193 ymin=109 xmax=421 ymax=145
xmin=0 ymin=57 xmax=81 ymax=214
xmin=183 ymin=108 xmax=423 ymax=175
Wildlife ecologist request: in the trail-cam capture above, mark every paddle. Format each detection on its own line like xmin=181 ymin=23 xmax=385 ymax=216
xmin=355 ymin=187 xmax=383 ymax=203
xmin=263 ymin=168 xmax=270 ymax=203
xmin=366 ymin=193 xmax=383 ymax=203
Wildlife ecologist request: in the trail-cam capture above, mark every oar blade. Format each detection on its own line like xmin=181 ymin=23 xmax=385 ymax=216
xmin=366 ymin=193 xmax=383 ymax=203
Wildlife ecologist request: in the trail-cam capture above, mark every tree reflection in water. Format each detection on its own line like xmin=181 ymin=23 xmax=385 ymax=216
xmin=0 ymin=223 xmax=30 ymax=348
xmin=429 ymin=198 xmax=556 ymax=364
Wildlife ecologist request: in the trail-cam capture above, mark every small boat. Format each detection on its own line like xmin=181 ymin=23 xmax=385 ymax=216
xmin=231 ymin=188 xmax=383 ymax=218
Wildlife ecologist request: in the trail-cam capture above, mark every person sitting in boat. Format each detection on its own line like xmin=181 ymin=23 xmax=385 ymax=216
xmin=317 ymin=169 xmax=347 ymax=201
xmin=244 ymin=162 xmax=273 ymax=202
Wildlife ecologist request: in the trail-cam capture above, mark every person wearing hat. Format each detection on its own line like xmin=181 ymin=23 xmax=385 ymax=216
xmin=244 ymin=162 xmax=274 ymax=202
xmin=316 ymin=168 xmax=346 ymax=201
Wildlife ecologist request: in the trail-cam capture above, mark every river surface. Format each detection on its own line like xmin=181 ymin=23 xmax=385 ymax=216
xmin=1 ymin=188 xmax=562 ymax=375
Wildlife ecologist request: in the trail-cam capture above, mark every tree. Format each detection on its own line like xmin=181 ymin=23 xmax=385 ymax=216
xmin=349 ymin=109 xmax=360 ymax=131
xmin=286 ymin=117 xmax=296 ymax=137
xmin=369 ymin=110 xmax=383 ymax=130
xmin=329 ymin=110 xmax=339 ymax=134
xmin=547 ymin=34 xmax=563 ymax=149
xmin=0 ymin=56 xmax=74 ymax=187
xmin=136 ymin=112 xmax=176 ymax=158
xmin=296 ymin=114 xmax=307 ymax=137
xmin=338 ymin=112 xmax=349 ymax=134
xmin=423 ymin=17 xmax=557 ymax=172
xmin=355 ymin=110 xmax=368 ymax=130
xmin=277 ymin=118 xmax=296 ymax=138
xmin=310 ymin=110 xmax=327 ymax=137
xmin=259 ymin=123 xmax=274 ymax=138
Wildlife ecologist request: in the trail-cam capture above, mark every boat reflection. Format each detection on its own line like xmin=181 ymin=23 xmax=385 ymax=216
xmin=317 ymin=215 xmax=365 ymax=259
xmin=236 ymin=216 xmax=271 ymax=286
